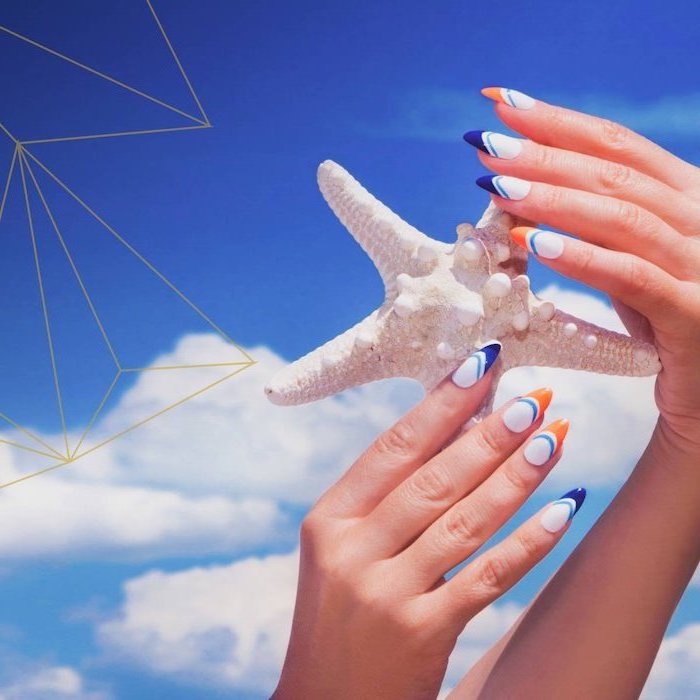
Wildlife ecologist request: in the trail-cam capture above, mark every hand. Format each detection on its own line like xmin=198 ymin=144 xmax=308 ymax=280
xmin=467 ymin=88 xmax=700 ymax=451
xmin=273 ymin=345 xmax=582 ymax=700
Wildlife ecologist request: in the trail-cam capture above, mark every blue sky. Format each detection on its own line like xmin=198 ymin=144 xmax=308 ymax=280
xmin=0 ymin=1 xmax=699 ymax=698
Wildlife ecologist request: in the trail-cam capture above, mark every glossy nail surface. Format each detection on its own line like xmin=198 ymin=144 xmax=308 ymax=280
xmin=476 ymin=175 xmax=531 ymax=200
xmin=524 ymin=419 xmax=570 ymax=466
xmin=463 ymin=130 xmax=523 ymax=160
xmin=541 ymin=487 xmax=586 ymax=533
xmin=452 ymin=341 xmax=501 ymax=389
xmin=481 ymin=86 xmax=536 ymax=110
xmin=511 ymin=226 xmax=565 ymax=260
xmin=503 ymin=388 xmax=553 ymax=433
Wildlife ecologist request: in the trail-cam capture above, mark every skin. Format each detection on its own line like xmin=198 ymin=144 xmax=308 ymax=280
xmin=448 ymin=95 xmax=700 ymax=698
xmin=272 ymin=368 xmax=573 ymax=700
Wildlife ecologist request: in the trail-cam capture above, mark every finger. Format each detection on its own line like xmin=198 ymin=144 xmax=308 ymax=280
xmin=428 ymin=487 xmax=586 ymax=627
xmin=510 ymin=226 xmax=687 ymax=328
xmin=315 ymin=342 xmax=502 ymax=519
xmin=476 ymin=175 xmax=695 ymax=280
xmin=396 ymin=419 xmax=570 ymax=591
xmin=481 ymin=87 xmax=700 ymax=191
xmin=358 ymin=388 xmax=553 ymax=558
xmin=464 ymin=132 xmax=700 ymax=236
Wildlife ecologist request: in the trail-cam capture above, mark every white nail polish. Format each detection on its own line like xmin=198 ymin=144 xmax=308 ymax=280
xmin=502 ymin=389 xmax=551 ymax=432
xmin=500 ymin=88 xmax=536 ymax=110
xmin=483 ymin=132 xmax=523 ymax=160
xmin=452 ymin=341 xmax=501 ymax=389
xmin=540 ymin=499 xmax=576 ymax=533
xmin=527 ymin=229 xmax=564 ymax=259
xmin=524 ymin=435 xmax=555 ymax=466
xmin=493 ymin=175 xmax=531 ymax=200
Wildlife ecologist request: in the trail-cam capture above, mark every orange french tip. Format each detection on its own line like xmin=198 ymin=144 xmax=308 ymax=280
xmin=510 ymin=226 xmax=535 ymax=250
xmin=546 ymin=418 xmax=570 ymax=443
xmin=526 ymin=387 xmax=553 ymax=413
xmin=481 ymin=87 xmax=504 ymax=103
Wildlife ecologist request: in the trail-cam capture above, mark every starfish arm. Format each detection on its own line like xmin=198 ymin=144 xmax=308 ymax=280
xmin=264 ymin=310 xmax=392 ymax=405
xmin=317 ymin=160 xmax=451 ymax=291
xmin=503 ymin=309 xmax=661 ymax=377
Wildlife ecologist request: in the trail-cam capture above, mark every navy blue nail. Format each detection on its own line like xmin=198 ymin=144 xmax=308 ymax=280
xmin=479 ymin=341 xmax=502 ymax=374
xmin=561 ymin=487 xmax=586 ymax=515
xmin=463 ymin=130 xmax=489 ymax=154
xmin=476 ymin=175 xmax=499 ymax=195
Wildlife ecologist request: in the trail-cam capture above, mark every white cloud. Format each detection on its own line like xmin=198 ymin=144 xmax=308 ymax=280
xmin=0 ymin=663 xmax=108 ymax=700
xmin=643 ymin=623 xmax=700 ymax=698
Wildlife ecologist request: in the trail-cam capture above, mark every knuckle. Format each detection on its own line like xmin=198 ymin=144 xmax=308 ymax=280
xmin=532 ymin=145 xmax=556 ymax=172
xmin=408 ymin=464 xmax=454 ymax=505
xmin=473 ymin=423 xmax=504 ymax=457
xmin=517 ymin=529 xmax=541 ymax=559
xmin=374 ymin=419 xmax=418 ymax=460
xmin=614 ymin=200 xmax=643 ymax=235
xmin=601 ymin=118 xmax=631 ymax=151
xmin=476 ymin=555 xmax=511 ymax=593
xmin=575 ymin=241 xmax=599 ymax=277
xmin=500 ymin=463 xmax=530 ymax=492
xmin=300 ymin=509 xmax=323 ymax=543
xmin=442 ymin=507 xmax=483 ymax=547
xmin=598 ymin=160 xmax=633 ymax=193
xmin=539 ymin=185 xmax=564 ymax=212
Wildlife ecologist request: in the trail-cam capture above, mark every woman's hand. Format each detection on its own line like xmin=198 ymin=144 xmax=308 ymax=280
xmin=466 ymin=88 xmax=700 ymax=453
xmin=273 ymin=343 xmax=583 ymax=700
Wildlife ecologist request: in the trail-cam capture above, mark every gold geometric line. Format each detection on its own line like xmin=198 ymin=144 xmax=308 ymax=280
xmin=23 ymin=155 xmax=122 ymax=370
xmin=69 ymin=369 xmax=122 ymax=460
xmin=18 ymin=152 xmax=70 ymax=458
xmin=23 ymin=148 xmax=255 ymax=365
xmin=0 ymin=437 xmax=61 ymax=461
xmin=122 ymin=361 xmax=255 ymax=372
xmin=0 ymin=411 xmax=65 ymax=460
xmin=147 ymin=0 xmax=210 ymax=125
xmin=0 ymin=24 xmax=206 ymax=128
xmin=0 ymin=120 xmax=18 ymax=144
xmin=71 ymin=364 xmax=252 ymax=461
xmin=0 ymin=146 xmax=18 ymax=226
xmin=21 ymin=124 xmax=211 ymax=146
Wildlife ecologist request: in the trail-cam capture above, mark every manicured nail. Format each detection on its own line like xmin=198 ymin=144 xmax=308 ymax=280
xmin=502 ymin=388 xmax=553 ymax=433
xmin=524 ymin=419 xmax=570 ymax=466
xmin=541 ymin=487 xmax=586 ymax=533
xmin=463 ymin=131 xmax=523 ymax=160
xmin=452 ymin=341 xmax=501 ymax=389
xmin=481 ymin=87 xmax=536 ymax=110
xmin=511 ymin=226 xmax=565 ymax=260
xmin=476 ymin=175 xmax=531 ymax=200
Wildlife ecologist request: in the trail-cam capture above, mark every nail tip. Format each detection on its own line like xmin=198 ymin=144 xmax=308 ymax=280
xmin=562 ymin=487 xmax=587 ymax=514
xmin=463 ymin=130 xmax=489 ymax=153
xmin=475 ymin=175 xmax=497 ymax=194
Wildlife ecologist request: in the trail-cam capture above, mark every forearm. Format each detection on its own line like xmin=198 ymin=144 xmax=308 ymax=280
xmin=453 ymin=417 xmax=700 ymax=699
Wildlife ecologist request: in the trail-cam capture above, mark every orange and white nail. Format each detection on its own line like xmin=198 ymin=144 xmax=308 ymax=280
xmin=511 ymin=226 xmax=565 ymax=260
xmin=525 ymin=419 xmax=570 ymax=466
xmin=502 ymin=388 xmax=553 ymax=433
xmin=482 ymin=87 xmax=536 ymax=110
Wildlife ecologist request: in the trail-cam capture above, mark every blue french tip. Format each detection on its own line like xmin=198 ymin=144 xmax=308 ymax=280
xmin=476 ymin=175 xmax=499 ymax=195
xmin=561 ymin=487 xmax=587 ymax=514
xmin=479 ymin=341 xmax=501 ymax=372
xmin=463 ymin=130 xmax=488 ymax=153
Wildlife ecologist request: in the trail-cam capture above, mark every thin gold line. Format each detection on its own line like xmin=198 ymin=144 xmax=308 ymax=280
xmin=0 ymin=411 xmax=65 ymax=459
xmin=122 ymin=361 xmax=255 ymax=372
xmin=0 ymin=120 xmax=18 ymax=143
xmin=23 ymin=156 xmax=122 ymax=369
xmin=23 ymin=148 xmax=255 ymax=364
xmin=0 ymin=437 xmax=60 ymax=460
xmin=0 ymin=24 xmax=205 ymax=126
xmin=0 ymin=146 xmax=18 ymax=227
xmin=146 ymin=0 xmax=210 ymax=125
xmin=70 ymin=369 xmax=121 ymax=459
xmin=72 ymin=364 xmax=251 ymax=461
xmin=21 ymin=124 xmax=211 ymax=146
xmin=18 ymin=152 xmax=70 ymax=458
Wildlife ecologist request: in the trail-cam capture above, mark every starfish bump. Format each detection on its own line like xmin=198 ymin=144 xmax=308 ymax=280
xmin=265 ymin=161 xmax=661 ymax=416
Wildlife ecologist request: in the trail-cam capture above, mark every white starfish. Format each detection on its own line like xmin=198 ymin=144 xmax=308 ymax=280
xmin=264 ymin=160 xmax=661 ymax=417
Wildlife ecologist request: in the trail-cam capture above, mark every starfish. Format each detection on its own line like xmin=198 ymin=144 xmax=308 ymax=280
xmin=264 ymin=160 xmax=661 ymax=418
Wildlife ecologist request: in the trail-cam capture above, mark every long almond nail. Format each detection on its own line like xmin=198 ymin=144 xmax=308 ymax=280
xmin=476 ymin=175 xmax=531 ymax=200
xmin=452 ymin=341 xmax=501 ymax=389
xmin=463 ymin=130 xmax=523 ymax=160
xmin=481 ymin=87 xmax=536 ymax=110
xmin=511 ymin=226 xmax=565 ymax=260
xmin=502 ymin=388 xmax=553 ymax=433
xmin=541 ymin=488 xmax=586 ymax=533
xmin=524 ymin=419 xmax=570 ymax=466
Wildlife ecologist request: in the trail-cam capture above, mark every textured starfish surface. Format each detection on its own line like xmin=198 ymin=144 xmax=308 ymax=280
xmin=265 ymin=160 xmax=661 ymax=418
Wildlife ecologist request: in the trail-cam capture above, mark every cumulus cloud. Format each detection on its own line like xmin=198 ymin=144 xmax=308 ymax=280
xmin=0 ymin=662 xmax=108 ymax=700
xmin=643 ymin=623 xmax=700 ymax=698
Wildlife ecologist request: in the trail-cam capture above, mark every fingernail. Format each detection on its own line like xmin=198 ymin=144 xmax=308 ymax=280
xmin=476 ymin=175 xmax=531 ymax=200
xmin=524 ymin=419 xmax=570 ymax=466
xmin=502 ymin=388 xmax=553 ymax=433
xmin=463 ymin=130 xmax=523 ymax=160
xmin=481 ymin=87 xmax=536 ymax=110
xmin=541 ymin=487 xmax=586 ymax=533
xmin=452 ymin=341 xmax=501 ymax=389
xmin=511 ymin=226 xmax=565 ymax=260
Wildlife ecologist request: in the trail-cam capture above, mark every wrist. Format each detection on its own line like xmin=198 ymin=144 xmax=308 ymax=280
xmin=641 ymin=416 xmax=700 ymax=484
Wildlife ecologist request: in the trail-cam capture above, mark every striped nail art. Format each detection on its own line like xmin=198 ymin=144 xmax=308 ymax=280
xmin=452 ymin=341 xmax=502 ymax=389
xmin=463 ymin=131 xmax=523 ymax=160
xmin=481 ymin=87 xmax=536 ymax=110
xmin=541 ymin=487 xmax=586 ymax=533
xmin=511 ymin=226 xmax=565 ymax=260
xmin=476 ymin=175 xmax=531 ymax=200
xmin=524 ymin=419 xmax=570 ymax=466
xmin=502 ymin=388 xmax=553 ymax=433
